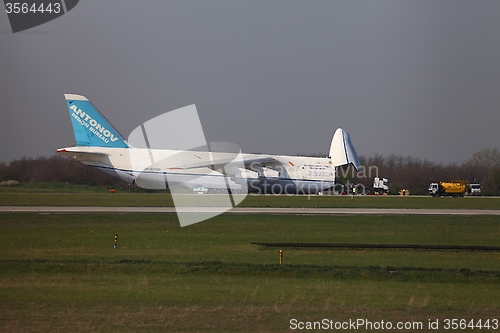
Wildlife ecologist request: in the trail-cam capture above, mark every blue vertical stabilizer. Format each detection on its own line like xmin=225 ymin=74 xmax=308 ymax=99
xmin=65 ymin=94 xmax=129 ymax=148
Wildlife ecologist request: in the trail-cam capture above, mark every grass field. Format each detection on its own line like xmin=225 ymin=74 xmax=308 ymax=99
xmin=1 ymin=213 xmax=500 ymax=332
xmin=1 ymin=182 xmax=500 ymax=209
xmin=1 ymin=191 xmax=500 ymax=210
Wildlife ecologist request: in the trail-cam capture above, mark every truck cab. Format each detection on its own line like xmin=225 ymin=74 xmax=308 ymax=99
xmin=373 ymin=177 xmax=389 ymax=194
xmin=469 ymin=183 xmax=481 ymax=196
xmin=429 ymin=183 xmax=439 ymax=196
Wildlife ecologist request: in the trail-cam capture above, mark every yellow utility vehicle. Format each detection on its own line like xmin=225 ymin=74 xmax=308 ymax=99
xmin=429 ymin=180 xmax=469 ymax=197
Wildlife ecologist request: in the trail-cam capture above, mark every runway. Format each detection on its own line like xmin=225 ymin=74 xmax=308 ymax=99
xmin=1 ymin=206 xmax=500 ymax=215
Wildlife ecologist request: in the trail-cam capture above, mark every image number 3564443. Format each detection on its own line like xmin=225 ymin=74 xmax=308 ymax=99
xmin=3 ymin=0 xmax=79 ymax=33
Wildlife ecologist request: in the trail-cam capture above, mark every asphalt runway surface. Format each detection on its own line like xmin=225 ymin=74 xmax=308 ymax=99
xmin=1 ymin=206 xmax=500 ymax=215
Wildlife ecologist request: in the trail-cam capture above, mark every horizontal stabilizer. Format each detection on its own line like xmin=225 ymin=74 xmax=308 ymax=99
xmin=55 ymin=148 xmax=108 ymax=165
xmin=329 ymin=128 xmax=361 ymax=170
xmin=56 ymin=148 xmax=106 ymax=156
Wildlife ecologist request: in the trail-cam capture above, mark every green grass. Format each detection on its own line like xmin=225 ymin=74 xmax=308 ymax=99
xmin=0 ymin=182 xmax=119 ymax=193
xmin=1 ymin=213 xmax=500 ymax=332
xmin=0 ymin=192 xmax=174 ymax=206
xmin=1 ymin=191 xmax=500 ymax=209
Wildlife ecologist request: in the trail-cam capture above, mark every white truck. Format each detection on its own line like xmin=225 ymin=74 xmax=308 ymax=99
xmin=469 ymin=183 xmax=482 ymax=196
xmin=350 ymin=177 xmax=389 ymax=195
xmin=372 ymin=177 xmax=389 ymax=195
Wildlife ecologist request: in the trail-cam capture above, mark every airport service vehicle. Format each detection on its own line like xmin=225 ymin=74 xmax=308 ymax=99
xmin=469 ymin=183 xmax=482 ymax=196
xmin=372 ymin=177 xmax=389 ymax=194
xmin=57 ymin=94 xmax=361 ymax=194
xmin=429 ymin=180 xmax=469 ymax=197
xmin=352 ymin=177 xmax=389 ymax=195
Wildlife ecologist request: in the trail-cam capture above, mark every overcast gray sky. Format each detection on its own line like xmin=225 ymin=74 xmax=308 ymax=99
xmin=1 ymin=0 xmax=499 ymax=164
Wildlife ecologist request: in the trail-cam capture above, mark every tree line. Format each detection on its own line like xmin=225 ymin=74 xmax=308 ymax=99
xmin=341 ymin=148 xmax=500 ymax=195
xmin=0 ymin=155 xmax=127 ymax=188
xmin=1 ymin=148 xmax=499 ymax=195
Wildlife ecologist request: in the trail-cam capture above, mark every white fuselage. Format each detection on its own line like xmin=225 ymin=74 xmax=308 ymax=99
xmin=57 ymin=146 xmax=336 ymax=194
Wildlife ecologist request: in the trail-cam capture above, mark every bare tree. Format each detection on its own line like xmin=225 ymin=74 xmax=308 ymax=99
xmin=462 ymin=148 xmax=500 ymax=194
xmin=0 ymin=155 xmax=128 ymax=188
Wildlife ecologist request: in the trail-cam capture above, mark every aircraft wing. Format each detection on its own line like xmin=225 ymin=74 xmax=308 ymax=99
xmin=179 ymin=155 xmax=279 ymax=171
xmin=241 ymin=156 xmax=281 ymax=168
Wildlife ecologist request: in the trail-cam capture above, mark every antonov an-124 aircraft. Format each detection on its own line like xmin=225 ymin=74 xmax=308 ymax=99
xmin=57 ymin=94 xmax=361 ymax=194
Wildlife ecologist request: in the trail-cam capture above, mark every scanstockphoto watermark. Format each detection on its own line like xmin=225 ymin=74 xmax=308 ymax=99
xmin=244 ymin=162 xmax=379 ymax=183
xmin=290 ymin=318 xmax=499 ymax=331
xmin=290 ymin=318 xmax=424 ymax=331
xmin=3 ymin=0 xmax=80 ymax=33
xmin=239 ymin=161 xmax=378 ymax=196
xmin=336 ymin=164 xmax=379 ymax=180
xmin=246 ymin=179 xmax=368 ymax=196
